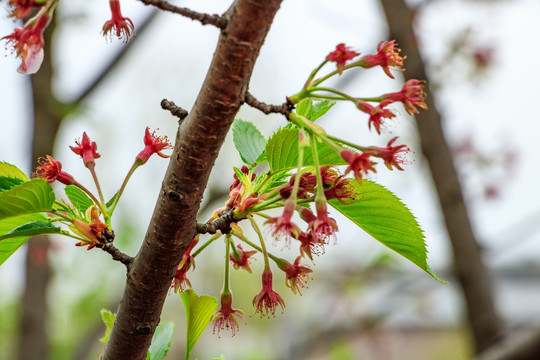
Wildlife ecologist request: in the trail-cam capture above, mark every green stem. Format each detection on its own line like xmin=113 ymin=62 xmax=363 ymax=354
xmin=72 ymin=180 xmax=107 ymax=215
xmin=310 ymin=68 xmax=339 ymax=87
xmin=326 ymin=134 xmax=368 ymax=152
xmin=88 ymin=165 xmax=105 ymax=207
xmin=303 ymin=60 xmax=328 ymax=90
xmin=191 ymin=233 xmax=222 ymax=258
xmin=223 ymin=234 xmax=232 ymax=291
xmin=310 ymin=87 xmax=358 ymax=103
xmin=247 ymin=214 xmax=270 ymax=268
xmin=108 ymin=160 xmax=140 ymax=216
xmin=309 ymin=133 xmax=326 ymax=200
xmin=231 ymin=232 xmax=282 ymax=264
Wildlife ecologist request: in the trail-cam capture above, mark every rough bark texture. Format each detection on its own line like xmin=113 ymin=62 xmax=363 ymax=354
xmin=102 ymin=1 xmax=283 ymax=359
xmin=379 ymin=0 xmax=504 ymax=353
xmin=17 ymin=19 xmax=61 ymax=360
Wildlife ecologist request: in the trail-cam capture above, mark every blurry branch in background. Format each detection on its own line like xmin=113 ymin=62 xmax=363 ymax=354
xmin=72 ymin=8 xmax=160 ymax=105
xmin=379 ymin=0 xmax=505 ymax=354
xmin=473 ymin=327 xmax=540 ymax=360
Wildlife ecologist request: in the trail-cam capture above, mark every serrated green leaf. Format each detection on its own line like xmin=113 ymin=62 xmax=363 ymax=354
xmin=0 ymin=213 xmax=46 ymax=266
xmin=0 ymin=221 xmax=63 ymax=240
xmin=0 ymin=176 xmax=25 ymax=193
xmin=310 ymin=100 xmax=335 ymax=121
xmin=100 ymin=309 xmax=116 ymax=343
xmin=328 ymin=180 xmax=445 ymax=283
xmin=0 ymin=162 xmax=29 ymax=181
xmin=180 ymin=289 xmax=217 ymax=360
xmin=147 ymin=322 xmax=175 ymax=360
xmin=65 ymin=185 xmax=93 ymax=213
xmin=296 ymin=99 xmax=313 ymax=118
xmin=232 ymin=119 xmax=267 ymax=165
xmin=265 ymin=127 xmax=346 ymax=172
xmin=0 ymin=179 xmax=55 ymax=220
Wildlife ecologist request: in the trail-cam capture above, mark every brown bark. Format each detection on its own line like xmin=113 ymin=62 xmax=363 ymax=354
xmin=379 ymin=0 xmax=504 ymax=353
xmin=102 ymin=1 xmax=283 ymax=359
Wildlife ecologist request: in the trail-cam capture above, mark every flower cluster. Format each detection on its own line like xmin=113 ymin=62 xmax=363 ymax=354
xmin=172 ymin=41 xmax=428 ymax=338
xmin=2 ymin=0 xmax=134 ymax=74
xmin=33 ymin=128 xmax=172 ymax=250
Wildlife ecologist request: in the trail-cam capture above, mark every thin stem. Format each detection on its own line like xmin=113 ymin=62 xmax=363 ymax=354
xmin=247 ymin=214 xmax=270 ymax=268
xmin=326 ymin=134 xmax=368 ymax=152
xmin=108 ymin=160 xmax=140 ymax=216
xmin=310 ymin=87 xmax=357 ymax=103
xmin=223 ymin=234 xmax=232 ymax=291
xmin=89 ymin=165 xmax=105 ymax=206
xmin=231 ymin=232 xmax=281 ymax=264
xmin=309 ymin=133 xmax=326 ymax=200
xmin=303 ymin=60 xmax=328 ymax=90
xmin=310 ymin=68 xmax=339 ymax=87
xmin=72 ymin=180 xmax=107 ymax=215
xmin=140 ymin=0 xmax=226 ymax=28
xmin=191 ymin=233 xmax=222 ymax=258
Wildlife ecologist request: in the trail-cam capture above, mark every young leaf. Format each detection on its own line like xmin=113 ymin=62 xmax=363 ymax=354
xmin=65 ymin=185 xmax=93 ymax=213
xmin=0 ymin=179 xmax=55 ymax=220
xmin=310 ymin=100 xmax=335 ymax=121
xmin=232 ymin=119 xmax=267 ymax=165
xmin=295 ymin=98 xmax=313 ymax=118
xmin=106 ymin=191 xmax=119 ymax=208
xmin=179 ymin=289 xmax=217 ymax=360
xmin=0 ymin=176 xmax=25 ymax=193
xmin=100 ymin=309 xmax=116 ymax=343
xmin=147 ymin=322 xmax=175 ymax=360
xmin=265 ymin=127 xmax=345 ymax=172
xmin=0 ymin=221 xmax=63 ymax=240
xmin=0 ymin=213 xmax=46 ymax=266
xmin=0 ymin=162 xmax=29 ymax=181
xmin=328 ymin=180 xmax=445 ymax=283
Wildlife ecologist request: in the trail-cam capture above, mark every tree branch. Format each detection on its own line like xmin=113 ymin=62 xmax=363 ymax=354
xmin=140 ymin=0 xmax=226 ymax=29
xmin=160 ymin=99 xmax=188 ymax=120
xmin=196 ymin=208 xmax=238 ymax=235
xmin=102 ymin=1 xmax=284 ymax=359
xmin=100 ymin=243 xmax=133 ymax=269
xmin=244 ymin=90 xmax=292 ymax=115
xmin=472 ymin=327 xmax=540 ymax=360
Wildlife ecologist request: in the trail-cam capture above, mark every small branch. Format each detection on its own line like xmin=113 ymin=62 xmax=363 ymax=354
xmin=244 ymin=91 xmax=293 ymax=116
xmin=160 ymin=99 xmax=189 ymax=120
xmin=140 ymin=0 xmax=226 ymax=29
xmin=100 ymin=243 xmax=133 ymax=269
xmin=196 ymin=208 xmax=238 ymax=235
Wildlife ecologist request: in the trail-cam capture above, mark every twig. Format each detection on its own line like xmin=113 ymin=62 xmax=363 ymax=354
xmin=140 ymin=0 xmax=226 ymax=29
xmin=244 ymin=91 xmax=293 ymax=115
xmin=196 ymin=208 xmax=238 ymax=235
xmin=100 ymin=243 xmax=133 ymax=269
xmin=161 ymin=99 xmax=188 ymax=120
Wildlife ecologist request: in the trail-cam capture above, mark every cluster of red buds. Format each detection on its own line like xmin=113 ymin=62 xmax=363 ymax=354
xmin=171 ymin=41 xmax=428 ymax=337
xmin=2 ymin=0 xmax=134 ymax=74
xmin=33 ymin=128 xmax=171 ymax=250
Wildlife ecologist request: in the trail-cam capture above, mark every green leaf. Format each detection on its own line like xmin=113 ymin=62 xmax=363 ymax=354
xmin=296 ymin=99 xmax=313 ymax=118
xmin=0 ymin=162 xmax=29 ymax=181
xmin=65 ymin=185 xmax=93 ymax=213
xmin=232 ymin=119 xmax=267 ymax=165
xmin=99 ymin=309 xmax=116 ymax=343
xmin=328 ymin=180 xmax=445 ymax=283
xmin=0 ymin=221 xmax=63 ymax=240
xmin=179 ymin=289 xmax=217 ymax=360
xmin=0 ymin=176 xmax=25 ymax=193
xmin=265 ymin=127 xmax=346 ymax=172
xmin=147 ymin=322 xmax=175 ymax=360
xmin=106 ymin=191 xmax=119 ymax=208
xmin=0 ymin=179 xmax=55 ymax=220
xmin=0 ymin=213 xmax=46 ymax=266
xmin=310 ymin=100 xmax=335 ymax=121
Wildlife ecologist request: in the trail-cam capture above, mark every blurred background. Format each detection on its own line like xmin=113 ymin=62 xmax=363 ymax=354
xmin=1 ymin=0 xmax=540 ymax=359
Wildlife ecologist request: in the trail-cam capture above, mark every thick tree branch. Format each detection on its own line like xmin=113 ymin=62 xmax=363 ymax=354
xmin=380 ymin=0 xmax=504 ymax=353
xmin=472 ymin=327 xmax=540 ymax=360
xmin=140 ymin=0 xmax=226 ymax=29
xmin=244 ymin=90 xmax=292 ymax=115
xmin=103 ymin=1 xmax=283 ymax=359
